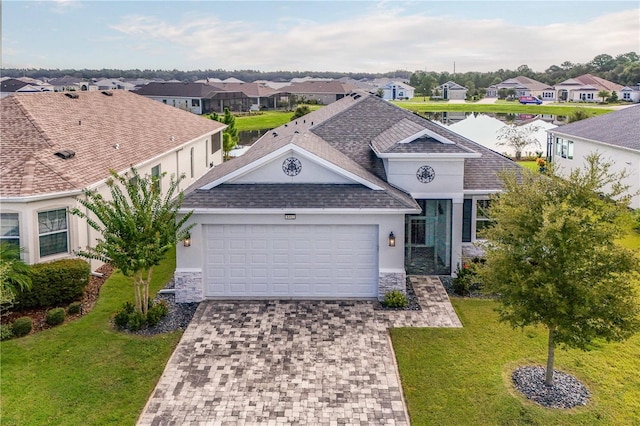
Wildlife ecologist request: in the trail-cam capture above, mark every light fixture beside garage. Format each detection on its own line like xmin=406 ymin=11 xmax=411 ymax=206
xmin=388 ymin=232 xmax=396 ymax=247
xmin=183 ymin=232 xmax=191 ymax=247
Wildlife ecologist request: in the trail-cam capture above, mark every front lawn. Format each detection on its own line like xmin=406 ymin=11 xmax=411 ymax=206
xmin=0 ymin=249 xmax=181 ymax=426
xmin=391 ymin=298 xmax=640 ymax=425
xmin=390 ymin=101 xmax=613 ymax=117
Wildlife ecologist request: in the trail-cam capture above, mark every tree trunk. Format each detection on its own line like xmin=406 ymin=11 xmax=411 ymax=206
xmin=545 ymin=327 xmax=555 ymax=386
xmin=143 ymin=267 xmax=153 ymax=315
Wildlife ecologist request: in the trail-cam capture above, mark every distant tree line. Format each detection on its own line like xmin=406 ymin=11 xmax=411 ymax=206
xmin=410 ymin=52 xmax=640 ymax=98
xmin=2 ymin=52 xmax=637 ymax=98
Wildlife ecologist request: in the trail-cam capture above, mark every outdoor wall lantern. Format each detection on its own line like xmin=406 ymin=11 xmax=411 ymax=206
xmin=388 ymin=231 xmax=396 ymax=247
xmin=183 ymin=233 xmax=192 ymax=247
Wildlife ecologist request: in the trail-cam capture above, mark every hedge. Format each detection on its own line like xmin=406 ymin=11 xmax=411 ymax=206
xmin=15 ymin=259 xmax=90 ymax=309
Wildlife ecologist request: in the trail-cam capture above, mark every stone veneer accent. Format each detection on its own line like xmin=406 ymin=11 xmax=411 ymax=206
xmin=378 ymin=271 xmax=407 ymax=301
xmin=174 ymin=270 xmax=203 ymax=303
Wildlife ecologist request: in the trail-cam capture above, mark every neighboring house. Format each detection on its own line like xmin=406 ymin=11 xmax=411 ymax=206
xmin=207 ymin=82 xmax=291 ymax=110
xmin=47 ymin=75 xmax=95 ymax=92
xmin=554 ymin=74 xmax=623 ymax=102
xmin=285 ymin=81 xmax=356 ymax=105
xmin=619 ymin=83 xmax=640 ymax=103
xmin=93 ymin=79 xmax=137 ymax=91
xmin=0 ymin=78 xmax=54 ymax=98
xmin=173 ymin=91 xmax=522 ymax=302
xmin=380 ymin=81 xmax=415 ymax=100
xmin=547 ymin=105 xmax=640 ymax=208
xmin=486 ymin=76 xmax=555 ymax=100
xmin=0 ymin=91 xmax=226 ymax=267
xmin=437 ymin=81 xmax=468 ymax=100
xmin=133 ymin=82 xmax=249 ymax=114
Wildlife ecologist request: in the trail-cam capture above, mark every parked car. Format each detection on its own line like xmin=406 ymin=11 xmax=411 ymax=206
xmin=519 ymin=96 xmax=543 ymax=105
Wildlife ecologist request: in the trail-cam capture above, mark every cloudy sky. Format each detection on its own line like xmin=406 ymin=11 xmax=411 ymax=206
xmin=2 ymin=1 xmax=639 ymax=73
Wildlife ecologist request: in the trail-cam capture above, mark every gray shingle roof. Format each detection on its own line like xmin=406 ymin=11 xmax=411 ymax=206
xmin=134 ymin=82 xmax=221 ymax=98
xmin=549 ymin=105 xmax=639 ymax=151
xmin=183 ymin=184 xmax=419 ymax=209
xmin=386 ymin=137 xmax=473 ymax=154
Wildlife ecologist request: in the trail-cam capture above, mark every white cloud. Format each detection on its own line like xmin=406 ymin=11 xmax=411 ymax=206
xmin=109 ymin=7 xmax=640 ymax=72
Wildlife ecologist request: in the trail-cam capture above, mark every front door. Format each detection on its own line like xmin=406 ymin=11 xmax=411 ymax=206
xmin=405 ymin=199 xmax=452 ymax=275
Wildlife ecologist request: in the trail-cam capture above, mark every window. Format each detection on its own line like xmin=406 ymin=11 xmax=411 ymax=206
xmin=151 ymin=164 xmax=161 ymax=192
xmin=462 ymin=199 xmax=472 ymax=242
xmin=190 ymin=147 xmax=195 ymax=178
xmin=559 ymin=139 xmax=574 ymax=160
xmin=556 ymin=137 xmax=563 ymax=156
xmin=191 ymin=99 xmax=200 ymax=107
xmin=567 ymin=140 xmax=574 ymax=160
xmin=0 ymin=213 xmax=20 ymax=247
xmin=162 ymin=99 xmax=167 ymax=104
xmin=475 ymin=200 xmax=493 ymax=236
xmin=38 ymin=209 xmax=68 ymax=257
xmin=623 ymin=92 xmax=631 ymax=100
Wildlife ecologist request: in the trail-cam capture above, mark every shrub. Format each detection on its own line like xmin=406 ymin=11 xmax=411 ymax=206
xmin=45 ymin=307 xmax=66 ymax=326
xmin=1 ymin=324 xmax=14 ymax=340
xmin=67 ymin=302 xmax=82 ymax=315
xmin=15 ymin=259 xmax=90 ymax=309
xmin=11 ymin=316 xmax=32 ymax=337
xmin=113 ymin=301 xmax=135 ymax=329
xmin=383 ymin=290 xmax=408 ymax=308
xmin=126 ymin=311 xmax=145 ymax=332
xmin=146 ymin=300 xmax=169 ymax=327
xmin=453 ymin=258 xmax=485 ymax=296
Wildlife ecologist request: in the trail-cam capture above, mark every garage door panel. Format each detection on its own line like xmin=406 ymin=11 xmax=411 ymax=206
xmin=205 ymin=224 xmax=378 ymax=298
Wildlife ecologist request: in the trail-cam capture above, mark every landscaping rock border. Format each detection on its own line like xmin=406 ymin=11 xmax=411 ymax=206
xmin=512 ymin=365 xmax=590 ymax=409
xmin=374 ymin=277 xmax=422 ymax=311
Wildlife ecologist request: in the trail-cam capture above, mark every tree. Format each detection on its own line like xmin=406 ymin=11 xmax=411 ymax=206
xmin=209 ymin=108 xmax=239 ymax=159
xmin=609 ymin=90 xmax=618 ymax=102
xmin=568 ymin=108 xmax=593 ymax=123
xmin=70 ymin=167 xmax=194 ymax=316
xmin=479 ymin=154 xmax=640 ymax=386
xmin=0 ymin=242 xmax=32 ymax=313
xmin=597 ymin=90 xmax=610 ymax=103
xmin=505 ymin=88 xmax=516 ymax=100
xmin=496 ymin=124 xmax=541 ymax=160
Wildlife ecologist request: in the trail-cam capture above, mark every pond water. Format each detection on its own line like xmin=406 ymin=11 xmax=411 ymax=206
xmin=237 ymin=112 xmax=564 ymax=158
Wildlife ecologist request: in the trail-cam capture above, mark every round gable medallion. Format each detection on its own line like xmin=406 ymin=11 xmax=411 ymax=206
xmin=416 ymin=165 xmax=435 ymax=183
xmin=282 ymin=157 xmax=302 ymax=176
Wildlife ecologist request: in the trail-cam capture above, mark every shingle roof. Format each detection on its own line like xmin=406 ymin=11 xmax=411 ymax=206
xmin=185 ymin=92 xmax=522 ymax=210
xmin=183 ymin=184 xmax=416 ymax=209
xmin=133 ymin=82 xmax=221 ymax=98
xmin=0 ymin=79 xmax=30 ymax=93
xmin=549 ymin=105 xmax=639 ymax=151
xmin=557 ymin=74 xmax=623 ymax=93
xmin=207 ymin=82 xmax=281 ymax=98
xmin=438 ymin=81 xmax=467 ymax=91
xmin=0 ymin=91 xmax=225 ymax=197
xmin=493 ymin=76 xmax=552 ymax=91
xmin=285 ymin=81 xmax=354 ymax=95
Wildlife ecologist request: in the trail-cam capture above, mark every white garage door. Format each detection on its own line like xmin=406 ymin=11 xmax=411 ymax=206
xmin=204 ymin=224 xmax=378 ymax=298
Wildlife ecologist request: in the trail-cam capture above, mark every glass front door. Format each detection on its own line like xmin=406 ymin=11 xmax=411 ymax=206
xmin=405 ymin=199 xmax=452 ymax=275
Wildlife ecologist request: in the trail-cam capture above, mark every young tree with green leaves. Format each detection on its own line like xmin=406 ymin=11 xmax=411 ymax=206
xmin=479 ymin=154 xmax=640 ymax=386
xmin=597 ymin=90 xmax=610 ymax=103
xmin=209 ymin=108 xmax=238 ymax=159
xmin=291 ymin=105 xmax=311 ymax=120
xmin=0 ymin=242 xmax=32 ymax=313
xmin=70 ymin=167 xmax=193 ymax=315
xmin=496 ymin=124 xmax=541 ymax=160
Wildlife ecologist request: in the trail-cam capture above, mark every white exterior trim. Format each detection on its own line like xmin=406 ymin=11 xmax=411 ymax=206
xmin=179 ymin=207 xmax=421 ymax=215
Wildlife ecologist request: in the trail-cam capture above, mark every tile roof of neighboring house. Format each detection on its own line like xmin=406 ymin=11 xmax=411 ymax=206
xmin=549 ymin=105 xmax=639 ymax=151
xmin=438 ymin=81 xmax=467 ymax=91
xmin=556 ymin=74 xmax=623 ymax=93
xmin=0 ymin=91 xmax=225 ymax=198
xmin=207 ymin=82 xmax=282 ymax=98
xmin=491 ymin=76 xmax=553 ymax=91
xmin=0 ymin=79 xmax=30 ymax=93
xmin=285 ymin=81 xmax=355 ymax=94
xmin=133 ymin=82 xmax=221 ymax=98
xmin=186 ymin=92 xmax=522 ymax=212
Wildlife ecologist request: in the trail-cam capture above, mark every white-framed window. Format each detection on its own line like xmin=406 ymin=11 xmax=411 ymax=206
xmin=475 ymin=199 xmax=492 ymax=236
xmin=38 ymin=209 xmax=68 ymax=257
xmin=151 ymin=164 xmax=161 ymax=192
xmin=623 ymin=92 xmax=631 ymax=100
xmin=462 ymin=198 xmax=493 ymax=242
xmin=0 ymin=212 xmax=20 ymax=247
xmin=191 ymin=99 xmax=200 ymax=107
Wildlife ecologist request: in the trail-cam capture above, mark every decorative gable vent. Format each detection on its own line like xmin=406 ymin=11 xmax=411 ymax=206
xmin=65 ymin=93 xmax=79 ymax=99
xmin=54 ymin=149 xmax=76 ymax=159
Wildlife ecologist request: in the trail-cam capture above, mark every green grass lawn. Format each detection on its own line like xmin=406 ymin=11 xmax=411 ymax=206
xmin=390 ymin=101 xmax=613 ymax=117
xmin=234 ymin=105 xmax=322 ymax=131
xmin=518 ymin=161 xmax=539 ymax=172
xmin=391 ymin=298 xmax=640 ymax=425
xmin=0 ymin=249 xmax=181 ymax=426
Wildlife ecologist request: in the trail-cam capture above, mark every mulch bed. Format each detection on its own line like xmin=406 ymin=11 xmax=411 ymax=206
xmin=3 ymin=264 xmax=114 ymax=334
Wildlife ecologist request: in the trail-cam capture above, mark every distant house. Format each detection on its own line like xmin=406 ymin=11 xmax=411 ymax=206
xmin=437 ymin=81 xmax=468 ymax=100
xmin=208 ymin=82 xmax=291 ymax=110
xmin=486 ymin=76 xmax=555 ymax=100
xmin=620 ymin=84 xmax=640 ymax=103
xmin=93 ymin=79 xmax=137 ymax=91
xmin=554 ymin=74 xmax=623 ymax=102
xmin=380 ymin=81 xmax=415 ymax=100
xmin=47 ymin=76 xmax=95 ymax=92
xmin=0 ymin=78 xmax=53 ymax=98
xmin=547 ymin=105 xmax=639 ymax=208
xmin=133 ymin=82 xmax=249 ymax=114
xmin=0 ymin=91 xmax=226 ymax=267
xmin=285 ymin=80 xmax=355 ymax=105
